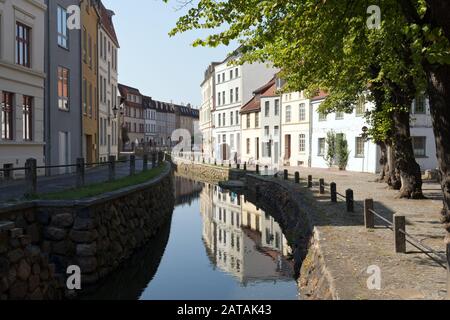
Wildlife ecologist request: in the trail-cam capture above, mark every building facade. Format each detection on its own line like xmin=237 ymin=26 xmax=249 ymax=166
xmin=44 ymin=0 xmax=83 ymax=173
xmin=200 ymin=63 xmax=218 ymax=158
xmin=212 ymin=54 xmax=278 ymax=162
xmin=118 ymin=84 xmax=144 ymax=149
xmin=310 ymin=95 xmax=437 ymax=173
xmin=174 ymin=104 xmax=199 ymax=149
xmin=97 ymin=1 xmax=119 ymax=162
xmin=153 ymin=100 xmax=175 ymax=147
xmin=143 ymin=95 xmax=157 ymax=144
xmin=0 ymin=0 xmax=47 ymax=176
xmin=280 ymin=91 xmax=314 ymax=168
xmin=81 ymin=0 xmax=99 ymax=163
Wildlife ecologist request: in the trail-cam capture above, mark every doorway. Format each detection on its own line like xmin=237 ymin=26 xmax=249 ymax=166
xmin=284 ymin=135 xmax=291 ymax=160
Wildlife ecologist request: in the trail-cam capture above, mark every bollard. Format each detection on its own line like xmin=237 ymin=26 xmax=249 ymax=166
xmin=394 ymin=215 xmax=406 ymax=253
xmin=308 ymin=175 xmax=313 ymax=188
xmin=151 ymin=152 xmax=156 ymax=168
xmin=284 ymin=170 xmax=289 ymax=180
xmin=237 ymin=163 xmax=240 ymax=170
xmin=130 ymin=155 xmax=136 ymax=176
xmin=221 ymin=161 xmax=224 ymax=167
xmin=76 ymin=158 xmax=85 ymax=188
xmin=25 ymin=158 xmax=37 ymax=195
xmin=319 ymin=179 xmax=325 ymax=194
xmin=330 ymin=182 xmax=337 ymax=202
xmin=143 ymin=154 xmax=148 ymax=171
xmin=108 ymin=156 xmax=116 ymax=182
xmin=295 ymin=172 xmax=300 ymax=184
xmin=214 ymin=160 xmax=217 ymax=166
xmin=346 ymin=189 xmax=354 ymax=212
xmin=244 ymin=162 xmax=247 ymax=171
xmin=256 ymin=165 xmax=260 ymax=174
xmin=364 ymin=199 xmax=375 ymax=229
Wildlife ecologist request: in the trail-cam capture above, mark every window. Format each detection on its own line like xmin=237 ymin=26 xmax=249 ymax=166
xmin=222 ymin=91 xmax=225 ymax=105
xmin=222 ymin=73 xmax=225 ymax=82
xmin=236 ymin=110 xmax=239 ymax=125
xmin=274 ymin=126 xmax=279 ymax=136
xmin=88 ymin=35 xmax=92 ymax=68
xmin=412 ymin=136 xmax=427 ymax=157
xmin=218 ymin=92 xmax=221 ymax=106
xmin=265 ymin=101 xmax=270 ymax=117
xmin=230 ymin=70 xmax=233 ymax=80
xmin=230 ymin=89 xmax=234 ymax=103
xmin=286 ymin=106 xmax=291 ymax=123
xmin=355 ymin=137 xmax=365 ymax=158
xmin=222 ymin=113 xmax=225 ymax=126
xmin=217 ymin=74 xmax=220 ymax=83
xmin=57 ymin=6 xmax=69 ymax=48
xmin=235 ymin=87 xmax=239 ymax=102
xmin=88 ymin=83 xmax=93 ymax=117
xmin=1 ymin=92 xmax=14 ymax=140
xmin=16 ymin=23 xmax=31 ymax=67
xmin=299 ymin=134 xmax=306 ymax=152
xmin=415 ymin=95 xmax=426 ymax=114
xmin=264 ymin=126 xmax=270 ymax=137
xmin=230 ymin=112 xmax=234 ymax=126
xmin=83 ymin=79 xmax=87 ymax=114
xmin=319 ymin=111 xmax=327 ymax=121
xmin=318 ymin=138 xmax=325 ymax=156
xmin=82 ymin=27 xmax=87 ymax=63
xmin=58 ymin=67 xmax=70 ymax=111
xmin=246 ymin=138 xmax=250 ymax=154
xmin=299 ymin=103 xmax=306 ymax=121
xmin=255 ymin=113 xmax=259 ymax=128
xmin=246 ymin=114 xmax=250 ymax=128
xmin=235 ymin=68 xmax=239 ymax=78
xmin=336 ymin=111 xmax=344 ymax=120
xmin=275 ymin=99 xmax=280 ymax=116
xmin=218 ymin=113 xmax=221 ymax=127
xmin=356 ymin=96 xmax=366 ymax=116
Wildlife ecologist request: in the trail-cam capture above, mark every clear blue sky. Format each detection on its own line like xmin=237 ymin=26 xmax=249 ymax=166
xmin=103 ymin=0 xmax=231 ymax=107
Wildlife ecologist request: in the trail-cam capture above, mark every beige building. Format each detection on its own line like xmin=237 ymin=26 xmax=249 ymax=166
xmin=0 ymin=0 xmax=46 ymax=176
xmin=98 ymin=1 xmax=119 ymax=161
xmin=199 ymin=63 xmax=218 ymax=159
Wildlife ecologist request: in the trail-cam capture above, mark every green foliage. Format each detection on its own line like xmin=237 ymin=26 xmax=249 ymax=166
xmin=336 ymin=135 xmax=350 ymax=171
xmin=325 ymin=131 xmax=336 ymax=168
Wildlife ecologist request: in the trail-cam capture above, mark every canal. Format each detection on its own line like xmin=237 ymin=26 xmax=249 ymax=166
xmin=84 ymin=176 xmax=298 ymax=300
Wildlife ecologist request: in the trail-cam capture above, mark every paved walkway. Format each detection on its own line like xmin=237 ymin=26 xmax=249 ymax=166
xmin=0 ymin=159 xmax=149 ymax=203
xmin=279 ymin=167 xmax=447 ymax=300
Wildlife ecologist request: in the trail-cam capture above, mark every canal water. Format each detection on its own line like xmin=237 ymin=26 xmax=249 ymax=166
xmin=85 ymin=176 xmax=298 ymax=300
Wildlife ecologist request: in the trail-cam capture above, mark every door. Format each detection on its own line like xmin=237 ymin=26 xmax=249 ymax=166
xmin=284 ymin=135 xmax=291 ymax=160
xmin=86 ymin=135 xmax=93 ymax=164
xmin=58 ymin=132 xmax=70 ymax=174
xmin=256 ymin=138 xmax=260 ymax=161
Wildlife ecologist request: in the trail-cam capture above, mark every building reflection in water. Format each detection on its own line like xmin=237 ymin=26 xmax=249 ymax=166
xmin=200 ymin=183 xmax=294 ymax=286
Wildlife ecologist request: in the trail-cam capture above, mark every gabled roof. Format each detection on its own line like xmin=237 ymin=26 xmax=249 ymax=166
xmin=240 ymin=77 xmax=277 ymax=114
xmin=118 ymin=83 xmax=141 ymax=97
xmin=97 ymin=0 xmax=120 ymax=47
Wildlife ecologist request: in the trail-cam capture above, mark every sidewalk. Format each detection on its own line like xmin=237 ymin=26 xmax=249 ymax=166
xmin=280 ymin=166 xmax=446 ymax=299
xmin=0 ymin=160 xmax=148 ymax=203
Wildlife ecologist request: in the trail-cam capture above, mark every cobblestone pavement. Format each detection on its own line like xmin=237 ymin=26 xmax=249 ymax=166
xmin=0 ymin=159 xmax=148 ymax=203
xmin=279 ymin=166 xmax=447 ymax=300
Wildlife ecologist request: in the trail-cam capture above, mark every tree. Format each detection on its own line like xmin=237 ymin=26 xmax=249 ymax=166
xmin=166 ymin=0 xmax=428 ymax=198
xmin=336 ymin=135 xmax=350 ymax=171
xmin=324 ymin=131 xmax=336 ymax=168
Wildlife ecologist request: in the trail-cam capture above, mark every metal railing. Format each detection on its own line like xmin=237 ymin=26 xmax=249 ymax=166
xmin=0 ymin=151 xmax=167 ymax=199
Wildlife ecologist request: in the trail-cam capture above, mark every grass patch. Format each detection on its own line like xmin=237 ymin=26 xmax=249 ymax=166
xmin=29 ymin=164 xmax=167 ymax=201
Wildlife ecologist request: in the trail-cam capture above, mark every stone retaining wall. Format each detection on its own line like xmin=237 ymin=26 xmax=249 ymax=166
xmin=0 ymin=163 xmax=174 ymax=300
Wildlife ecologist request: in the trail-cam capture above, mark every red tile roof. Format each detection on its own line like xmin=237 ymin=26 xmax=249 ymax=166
xmin=240 ymin=77 xmax=277 ymax=114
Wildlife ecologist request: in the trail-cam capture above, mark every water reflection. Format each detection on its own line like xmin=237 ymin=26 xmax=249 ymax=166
xmin=201 ymin=183 xmax=294 ymax=286
xmin=81 ymin=176 xmax=298 ymax=300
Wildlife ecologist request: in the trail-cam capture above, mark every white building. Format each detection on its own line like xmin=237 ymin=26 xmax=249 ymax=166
xmin=310 ymin=94 xmax=437 ymax=173
xmin=200 ymin=63 xmax=218 ymax=159
xmin=212 ymin=52 xmax=278 ymax=162
xmin=143 ymin=96 xmax=157 ymax=144
xmin=98 ymin=2 xmax=119 ymax=161
xmin=0 ymin=0 xmax=47 ymax=176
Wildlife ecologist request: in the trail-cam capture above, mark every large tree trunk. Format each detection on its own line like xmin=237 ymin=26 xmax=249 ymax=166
xmin=425 ymin=63 xmax=450 ymax=237
xmin=376 ymin=141 xmax=389 ymax=183
xmin=392 ymin=108 xmax=424 ymax=199
xmin=387 ymin=142 xmax=401 ymax=190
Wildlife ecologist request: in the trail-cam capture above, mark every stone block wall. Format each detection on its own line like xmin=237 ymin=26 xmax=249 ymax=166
xmin=0 ymin=164 xmax=174 ymax=300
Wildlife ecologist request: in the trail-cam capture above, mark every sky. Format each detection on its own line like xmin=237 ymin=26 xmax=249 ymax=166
xmin=103 ymin=0 xmax=231 ymax=107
